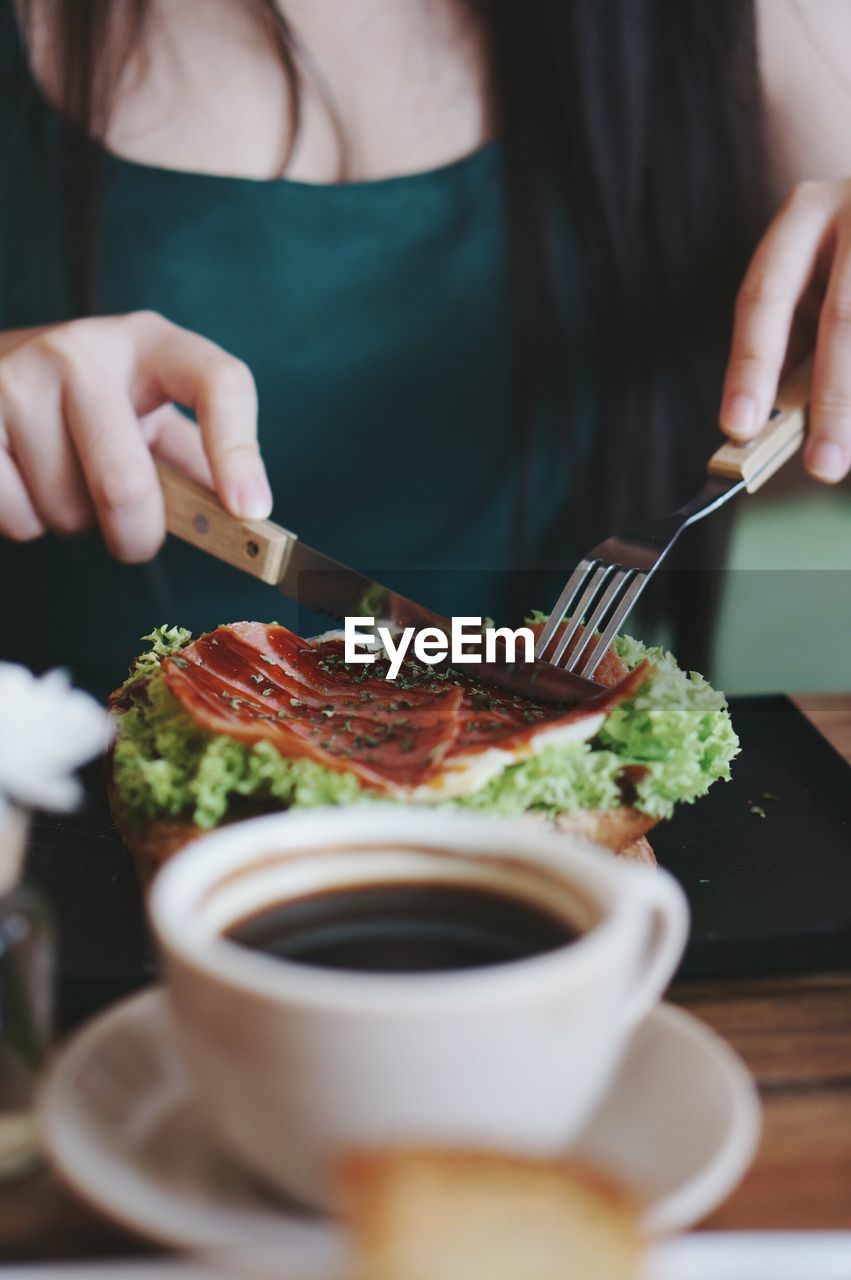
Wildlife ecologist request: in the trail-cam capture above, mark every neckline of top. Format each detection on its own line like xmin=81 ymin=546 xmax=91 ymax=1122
xmin=99 ymin=135 xmax=502 ymax=193
xmin=4 ymin=0 xmax=501 ymax=193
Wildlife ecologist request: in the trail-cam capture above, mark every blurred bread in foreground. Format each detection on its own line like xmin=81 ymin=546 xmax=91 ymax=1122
xmin=338 ymin=1147 xmax=645 ymax=1280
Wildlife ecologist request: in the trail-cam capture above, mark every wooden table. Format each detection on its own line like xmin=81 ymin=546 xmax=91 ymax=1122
xmin=1 ymin=695 xmax=849 ymax=1262
xmin=673 ymin=693 xmax=851 ymax=1231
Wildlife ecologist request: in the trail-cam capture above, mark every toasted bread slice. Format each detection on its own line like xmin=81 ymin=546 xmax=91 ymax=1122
xmin=614 ymin=834 xmax=656 ymax=866
xmin=338 ymin=1147 xmax=644 ymax=1280
xmin=110 ymin=788 xmax=656 ymax=889
xmin=117 ymin=816 xmax=206 ymax=888
xmin=551 ymin=809 xmax=657 ymax=864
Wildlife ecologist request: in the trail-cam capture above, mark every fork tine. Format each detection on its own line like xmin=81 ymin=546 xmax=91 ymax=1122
xmin=565 ymin=568 xmax=629 ymax=669
xmin=547 ymin=564 xmax=615 ymax=667
xmin=575 ymin=571 xmax=648 ymax=678
xmin=534 ymin=560 xmax=597 ymax=660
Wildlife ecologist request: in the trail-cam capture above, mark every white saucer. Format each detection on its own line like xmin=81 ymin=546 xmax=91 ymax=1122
xmin=39 ymin=988 xmax=759 ymax=1261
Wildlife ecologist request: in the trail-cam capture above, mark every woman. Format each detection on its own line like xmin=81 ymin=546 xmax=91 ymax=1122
xmin=0 ymin=0 xmax=848 ymax=696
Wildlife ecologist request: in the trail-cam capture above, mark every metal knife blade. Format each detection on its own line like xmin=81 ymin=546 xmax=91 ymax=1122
xmin=275 ymin=540 xmax=605 ymax=704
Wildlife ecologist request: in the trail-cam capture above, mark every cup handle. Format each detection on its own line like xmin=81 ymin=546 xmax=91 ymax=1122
xmin=619 ymin=866 xmax=689 ymax=1030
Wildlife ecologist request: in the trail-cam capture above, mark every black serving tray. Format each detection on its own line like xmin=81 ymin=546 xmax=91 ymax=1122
xmin=654 ymin=694 xmax=851 ymax=979
xmin=23 ymin=694 xmax=851 ymax=1027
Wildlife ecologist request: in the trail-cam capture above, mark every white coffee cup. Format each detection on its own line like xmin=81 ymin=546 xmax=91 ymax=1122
xmin=150 ymin=806 xmax=688 ymax=1208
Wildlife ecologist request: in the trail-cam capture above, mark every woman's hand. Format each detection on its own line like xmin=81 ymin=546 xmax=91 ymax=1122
xmin=721 ymin=178 xmax=851 ymax=483
xmin=0 ymin=311 xmax=272 ymax=560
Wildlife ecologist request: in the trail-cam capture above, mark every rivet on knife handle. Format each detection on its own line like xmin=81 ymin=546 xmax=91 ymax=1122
xmin=708 ymin=358 xmax=812 ymax=493
xmin=155 ymin=460 xmax=296 ymax=584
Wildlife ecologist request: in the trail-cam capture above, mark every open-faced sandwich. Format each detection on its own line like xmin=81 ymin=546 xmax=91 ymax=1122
xmin=108 ymin=620 xmax=739 ymax=882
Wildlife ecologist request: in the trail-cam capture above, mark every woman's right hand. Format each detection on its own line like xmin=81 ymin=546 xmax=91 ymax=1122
xmin=0 ymin=310 xmax=273 ymax=561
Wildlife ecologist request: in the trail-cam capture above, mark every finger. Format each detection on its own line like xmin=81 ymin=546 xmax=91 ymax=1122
xmin=2 ymin=360 xmax=95 ymax=536
xmin=721 ymin=182 xmax=837 ymax=439
xmin=805 ymin=220 xmax=851 ymax=483
xmin=64 ymin=379 xmax=165 ymax=562
xmin=131 ymin=314 xmax=271 ymax=519
xmin=140 ymin=403 xmax=215 ymax=489
xmin=0 ymin=447 xmax=45 ymax=541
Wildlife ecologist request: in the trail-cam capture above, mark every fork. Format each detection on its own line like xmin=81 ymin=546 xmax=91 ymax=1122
xmin=535 ymin=360 xmax=812 ymax=680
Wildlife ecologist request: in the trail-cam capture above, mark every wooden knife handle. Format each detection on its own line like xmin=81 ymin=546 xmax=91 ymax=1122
xmin=708 ymin=359 xmax=812 ymax=494
xmin=155 ymin=460 xmax=296 ymax=584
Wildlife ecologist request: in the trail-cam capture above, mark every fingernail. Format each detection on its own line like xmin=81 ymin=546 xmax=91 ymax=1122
xmin=721 ymin=393 xmax=758 ymax=438
xmin=231 ymin=476 xmax=272 ymax=519
xmin=806 ymin=439 xmax=845 ymax=482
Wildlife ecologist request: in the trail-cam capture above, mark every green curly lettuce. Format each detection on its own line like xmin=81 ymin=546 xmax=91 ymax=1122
xmin=111 ymin=634 xmax=361 ymax=829
xmin=457 ymin=634 xmax=739 ymax=820
xmin=110 ymin=626 xmax=738 ymax=829
xmin=598 ymin=635 xmax=740 ymax=817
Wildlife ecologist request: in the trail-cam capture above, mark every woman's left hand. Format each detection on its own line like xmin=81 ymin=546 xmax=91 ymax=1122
xmin=720 ymin=178 xmax=851 ymax=483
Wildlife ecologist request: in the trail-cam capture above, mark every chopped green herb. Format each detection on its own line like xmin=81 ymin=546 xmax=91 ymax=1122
xmin=469 ymin=693 xmax=497 ymax=711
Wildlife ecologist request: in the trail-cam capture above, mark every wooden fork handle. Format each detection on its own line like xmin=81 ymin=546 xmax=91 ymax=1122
xmin=708 ymin=359 xmax=812 ymax=494
xmin=155 ymin=460 xmax=296 ymax=585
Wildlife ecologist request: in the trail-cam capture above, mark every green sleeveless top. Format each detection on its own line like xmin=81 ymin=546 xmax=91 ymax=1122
xmin=0 ymin=0 xmax=589 ymax=697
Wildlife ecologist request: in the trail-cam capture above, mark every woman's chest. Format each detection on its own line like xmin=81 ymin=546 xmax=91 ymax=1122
xmin=24 ymin=0 xmax=491 ymax=184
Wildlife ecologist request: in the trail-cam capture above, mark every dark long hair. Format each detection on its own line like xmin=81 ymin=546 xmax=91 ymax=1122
xmin=21 ymin=0 xmax=766 ymax=666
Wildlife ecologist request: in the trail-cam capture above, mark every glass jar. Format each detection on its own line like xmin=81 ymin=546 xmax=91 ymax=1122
xmin=0 ymin=807 xmax=54 ymax=1182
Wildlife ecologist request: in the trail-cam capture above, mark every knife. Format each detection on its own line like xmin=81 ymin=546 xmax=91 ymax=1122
xmin=155 ymin=460 xmax=607 ymax=704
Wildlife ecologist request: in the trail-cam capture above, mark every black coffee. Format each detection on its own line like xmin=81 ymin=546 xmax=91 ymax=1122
xmin=226 ymin=881 xmax=576 ymax=974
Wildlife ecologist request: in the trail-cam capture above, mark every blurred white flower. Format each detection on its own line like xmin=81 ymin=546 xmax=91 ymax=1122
xmin=0 ymin=664 xmax=114 ymax=819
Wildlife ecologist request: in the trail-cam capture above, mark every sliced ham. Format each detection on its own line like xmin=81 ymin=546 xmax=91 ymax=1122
xmin=162 ymin=622 xmax=650 ymax=796
xmin=529 ymin=620 xmax=631 ymax=689
xmin=162 ymin=623 xmax=463 ymax=796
